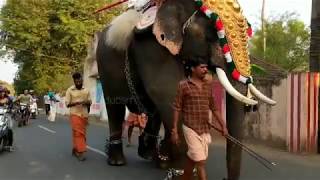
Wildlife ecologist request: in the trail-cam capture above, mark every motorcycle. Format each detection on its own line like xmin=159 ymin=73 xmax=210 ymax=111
xmin=0 ymin=106 xmax=10 ymax=151
xmin=18 ymin=103 xmax=29 ymax=127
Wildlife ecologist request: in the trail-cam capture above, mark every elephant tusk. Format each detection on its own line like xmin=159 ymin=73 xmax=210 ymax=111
xmin=248 ymin=84 xmax=277 ymax=105
xmin=216 ymin=68 xmax=258 ymax=105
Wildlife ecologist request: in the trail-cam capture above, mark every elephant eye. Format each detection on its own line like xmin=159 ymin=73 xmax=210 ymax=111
xmin=161 ymin=34 xmax=165 ymax=41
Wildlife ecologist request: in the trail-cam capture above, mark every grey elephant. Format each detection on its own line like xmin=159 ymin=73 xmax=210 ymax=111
xmin=94 ymin=0 xmax=276 ymax=179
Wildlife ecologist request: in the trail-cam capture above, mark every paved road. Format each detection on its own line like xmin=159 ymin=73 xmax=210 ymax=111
xmin=0 ymin=115 xmax=320 ymax=180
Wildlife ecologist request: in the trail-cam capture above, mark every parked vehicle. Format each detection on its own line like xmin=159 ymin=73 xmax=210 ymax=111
xmin=0 ymin=106 xmax=10 ymax=151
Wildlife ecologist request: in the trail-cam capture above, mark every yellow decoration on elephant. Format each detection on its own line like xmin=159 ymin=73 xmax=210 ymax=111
xmin=203 ymin=0 xmax=251 ymax=77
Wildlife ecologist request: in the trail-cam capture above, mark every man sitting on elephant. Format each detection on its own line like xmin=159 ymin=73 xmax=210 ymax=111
xmin=171 ymin=57 xmax=228 ymax=180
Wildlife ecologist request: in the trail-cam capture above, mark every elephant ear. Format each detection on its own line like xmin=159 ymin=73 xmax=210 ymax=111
xmin=153 ymin=3 xmax=183 ymax=55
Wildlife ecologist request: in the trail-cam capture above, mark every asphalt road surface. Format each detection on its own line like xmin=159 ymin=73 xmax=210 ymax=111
xmin=0 ymin=115 xmax=320 ymax=180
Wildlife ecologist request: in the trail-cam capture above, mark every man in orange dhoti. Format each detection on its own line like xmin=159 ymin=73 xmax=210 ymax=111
xmin=65 ymin=72 xmax=92 ymax=161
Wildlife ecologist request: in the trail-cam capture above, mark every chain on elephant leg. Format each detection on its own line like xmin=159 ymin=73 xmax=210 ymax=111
xmin=105 ymin=131 xmax=127 ymax=166
xmin=138 ymin=131 xmax=162 ymax=161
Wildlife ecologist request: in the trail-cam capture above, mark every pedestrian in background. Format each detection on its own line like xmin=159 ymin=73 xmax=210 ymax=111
xmin=43 ymin=92 xmax=50 ymax=116
xmin=48 ymin=91 xmax=58 ymax=122
xmin=125 ymin=112 xmax=147 ymax=147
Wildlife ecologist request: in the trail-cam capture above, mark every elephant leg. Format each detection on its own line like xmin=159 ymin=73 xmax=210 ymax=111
xmin=156 ymin=106 xmax=186 ymax=169
xmin=138 ymin=111 xmax=161 ymax=160
xmin=105 ymin=104 xmax=126 ymax=166
xmin=226 ymin=94 xmax=245 ymax=180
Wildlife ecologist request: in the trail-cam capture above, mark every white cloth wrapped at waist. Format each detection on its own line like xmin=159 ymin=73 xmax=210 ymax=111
xmin=182 ymin=125 xmax=212 ymax=162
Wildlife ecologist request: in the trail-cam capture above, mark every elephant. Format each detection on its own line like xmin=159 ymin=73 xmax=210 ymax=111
xmin=95 ymin=0 xmax=276 ymax=179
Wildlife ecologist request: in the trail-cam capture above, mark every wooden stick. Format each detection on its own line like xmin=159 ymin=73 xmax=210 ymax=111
xmin=210 ymin=125 xmax=276 ymax=170
xmin=224 ymin=134 xmax=273 ymax=170
xmin=94 ymin=0 xmax=128 ymax=14
xmin=226 ymin=134 xmax=277 ymax=166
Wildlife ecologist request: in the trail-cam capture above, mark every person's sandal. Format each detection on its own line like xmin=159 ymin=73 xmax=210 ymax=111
xmin=72 ymin=149 xmax=76 ymax=156
xmin=76 ymin=153 xmax=86 ymax=161
xmin=4 ymin=146 xmax=14 ymax=152
xmin=72 ymin=150 xmax=86 ymax=161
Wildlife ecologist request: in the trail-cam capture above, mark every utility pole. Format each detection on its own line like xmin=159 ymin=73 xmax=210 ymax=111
xmin=261 ymin=0 xmax=266 ymax=60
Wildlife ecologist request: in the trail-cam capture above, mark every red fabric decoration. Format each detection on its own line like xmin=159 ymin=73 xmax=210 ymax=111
xmin=247 ymin=27 xmax=253 ymax=37
xmin=232 ymin=70 xmax=241 ymax=80
xmin=216 ymin=19 xmax=224 ymax=31
xmin=222 ymin=44 xmax=230 ymax=54
xmin=200 ymin=5 xmax=208 ymax=13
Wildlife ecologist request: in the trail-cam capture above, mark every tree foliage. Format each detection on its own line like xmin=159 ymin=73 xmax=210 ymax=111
xmin=250 ymin=13 xmax=310 ymax=72
xmin=0 ymin=0 xmax=121 ymax=94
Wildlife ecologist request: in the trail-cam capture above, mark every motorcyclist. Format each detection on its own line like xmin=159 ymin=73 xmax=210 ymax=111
xmin=0 ymin=87 xmax=9 ymax=108
xmin=29 ymin=90 xmax=36 ymax=99
xmin=0 ymin=87 xmax=14 ymax=151
xmin=17 ymin=90 xmax=32 ymax=105
xmin=16 ymin=89 xmax=32 ymax=125
xmin=4 ymin=88 xmax=14 ymax=110
xmin=29 ymin=90 xmax=38 ymax=117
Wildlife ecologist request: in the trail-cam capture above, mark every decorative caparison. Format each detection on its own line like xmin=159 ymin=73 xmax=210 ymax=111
xmin=194 ymin=0 xmax=253 ymax=84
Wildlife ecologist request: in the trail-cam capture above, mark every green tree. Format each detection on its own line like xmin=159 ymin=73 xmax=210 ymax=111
xmin=0 ymin=0 xmax=120 ymax=94
xmin=250 ymin=13 xmax=310 ymax=72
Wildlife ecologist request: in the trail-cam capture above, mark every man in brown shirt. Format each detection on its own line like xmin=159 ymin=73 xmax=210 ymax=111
xmin=65 ymin=72 xmax=91 ymax=161
xmin=172 ymin=58 xmax=228 ymax=180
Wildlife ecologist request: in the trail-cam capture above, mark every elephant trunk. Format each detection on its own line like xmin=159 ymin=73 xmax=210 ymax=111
xmin=215 ymin=68 xmax=258 ymax=105
xmin=248 ymin=84 xmax=277 ymax=105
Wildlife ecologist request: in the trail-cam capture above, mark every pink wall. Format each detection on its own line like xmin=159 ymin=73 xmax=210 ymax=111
xmin=212 ymin=73 xmax=319 ymax=154
xmin=287 ymin=73 xmax=319 ymax=153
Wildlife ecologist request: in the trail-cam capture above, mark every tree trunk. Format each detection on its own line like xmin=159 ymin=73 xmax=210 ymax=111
xmin=309 ymin=0 xmax=320 ymax=72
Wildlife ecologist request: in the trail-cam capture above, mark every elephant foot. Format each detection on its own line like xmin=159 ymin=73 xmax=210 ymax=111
xmin=155 ymin=139 xmax=171 ymax=169
xmin=156 ymin=153 xmax=170 ymax=169
xmin=106 ymin=139 xmax=126 ymax=166
xmin=138 ymin=132 xmax=158 ymax=161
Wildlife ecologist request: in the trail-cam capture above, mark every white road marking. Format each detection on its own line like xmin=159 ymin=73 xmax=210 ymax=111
xmin=38 ymin=125 xmax=56 ymax=134
xmin=38 ymin=125 xmax=106 ymax=157
xmin=87 ymin=145 xmax=106 ymax=157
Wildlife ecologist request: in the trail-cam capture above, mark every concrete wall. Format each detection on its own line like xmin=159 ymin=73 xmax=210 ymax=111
xmin=82 ymin=33 xmax=109 ymax=121
xmin=244 ymin=73 xmax=320 ymax=154
xmin=244 ymin=78 xmax=288 ymax=149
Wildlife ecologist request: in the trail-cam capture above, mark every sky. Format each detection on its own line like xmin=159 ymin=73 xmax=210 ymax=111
xmin=0 ymin=0 xmax=313 ymax=84
xmin=0 ymin=0 xmax=18 ymax=84
xmin=238 ymin=0 xmax=312 ymax=28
